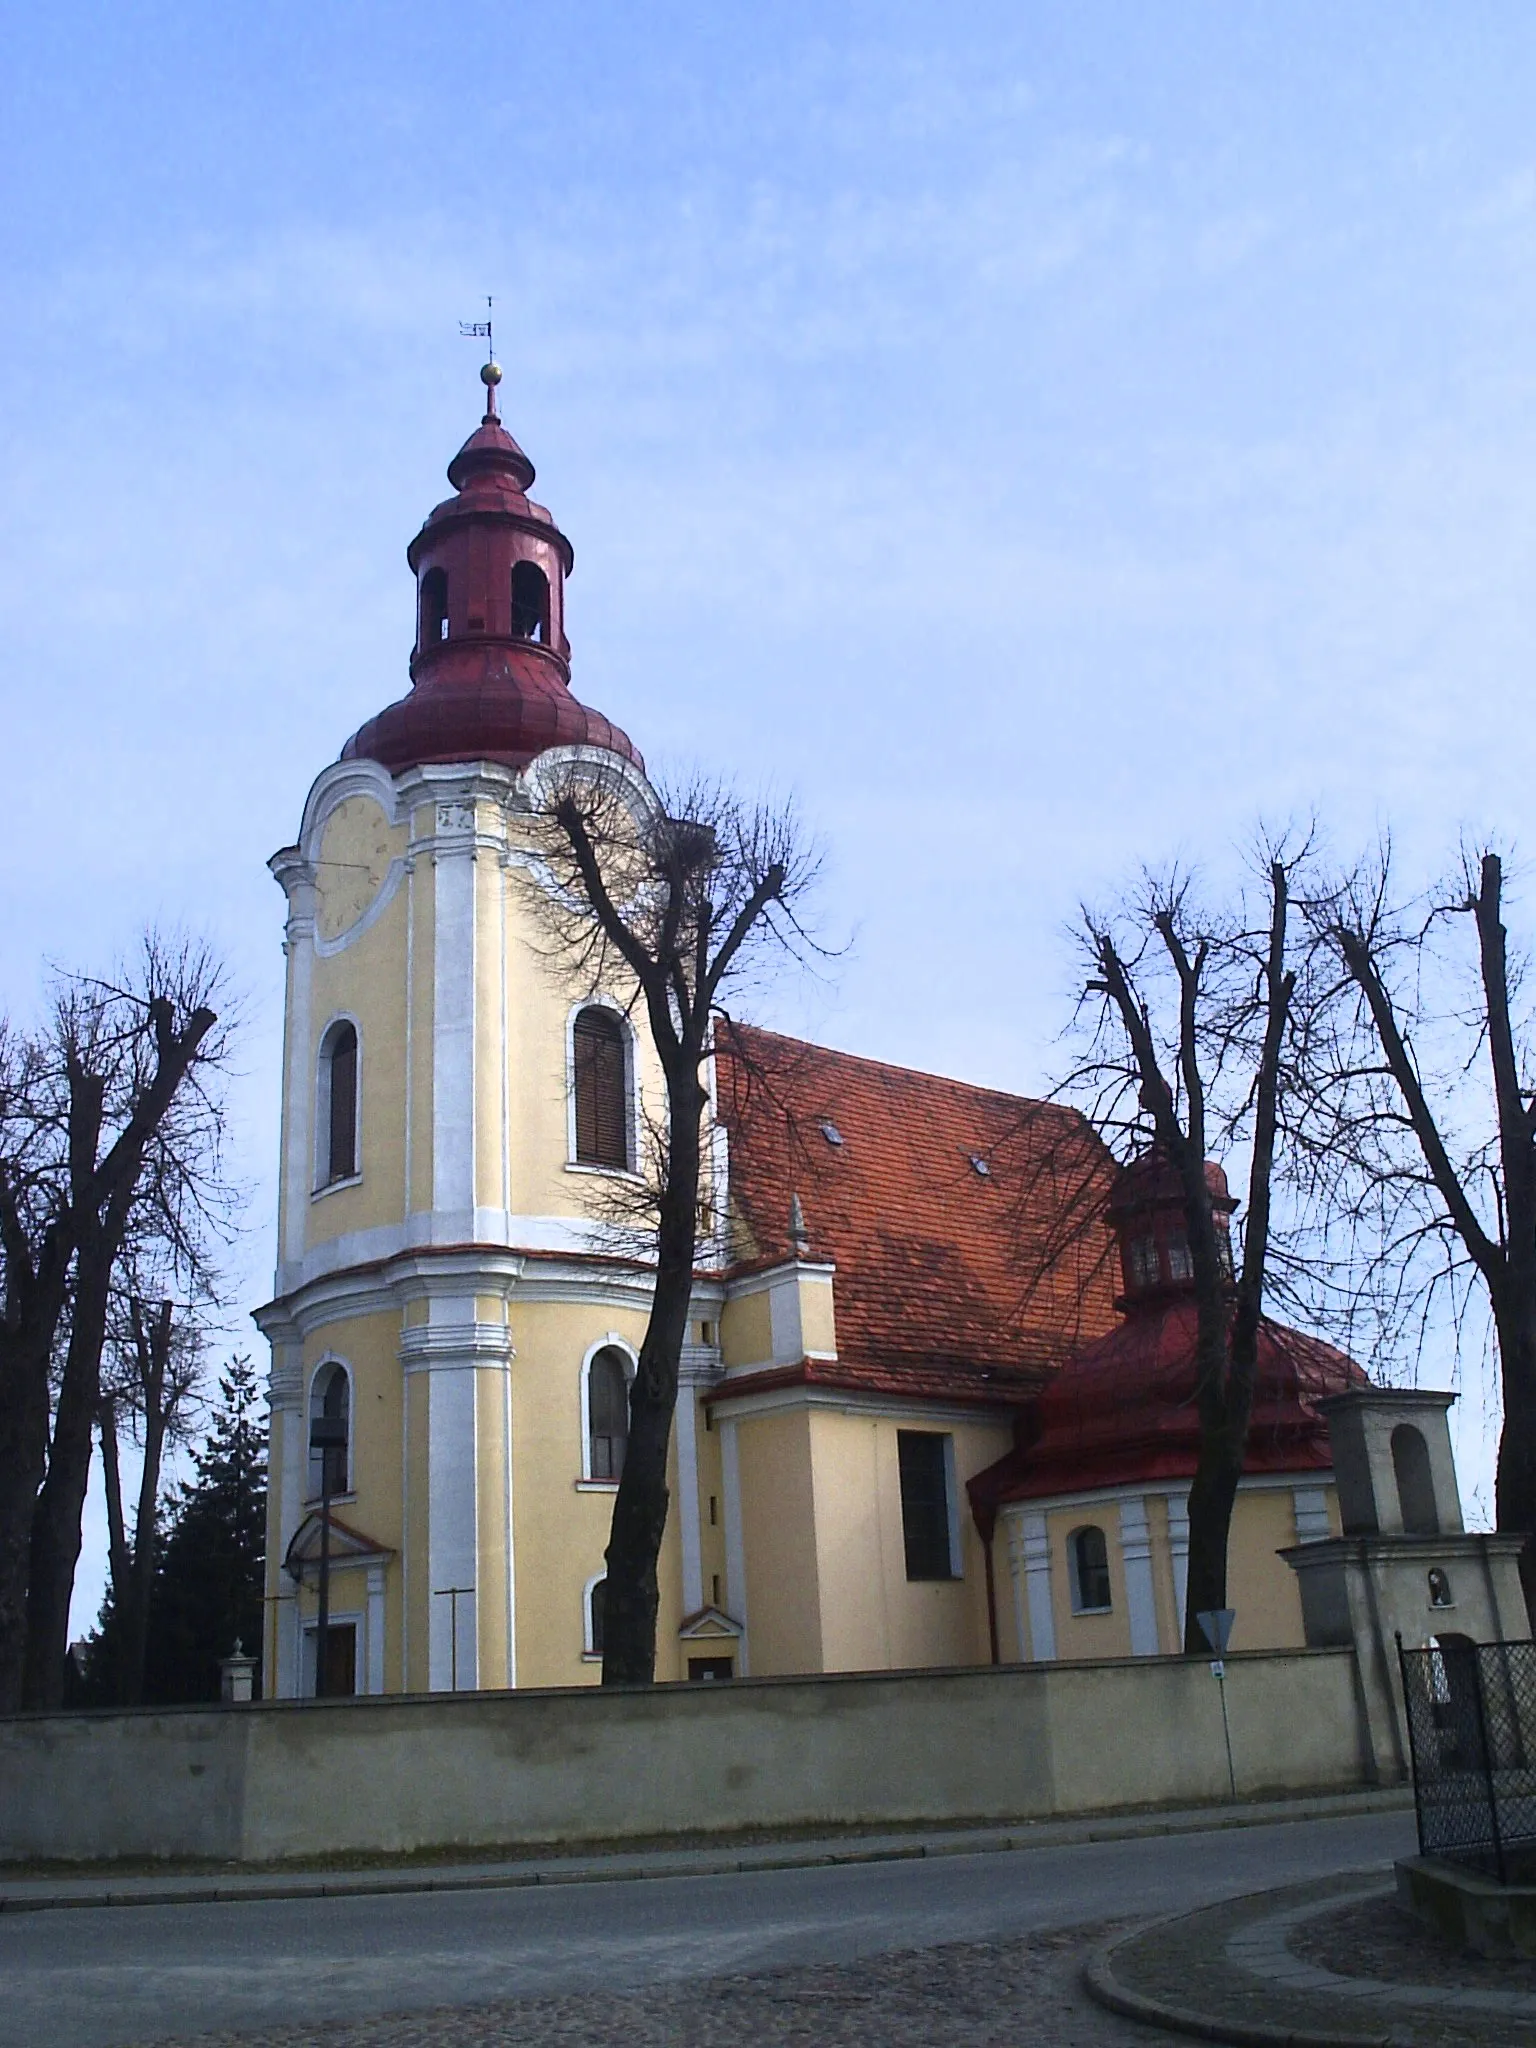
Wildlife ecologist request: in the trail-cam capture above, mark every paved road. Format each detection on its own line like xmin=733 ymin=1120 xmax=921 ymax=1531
xmin=0 ymin=1809 xmax=1415 ymax=2048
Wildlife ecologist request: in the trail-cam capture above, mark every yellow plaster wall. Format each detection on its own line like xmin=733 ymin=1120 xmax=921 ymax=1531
xmin=798 ymin=1274 xmax=837 ymax=1356
xmin=505 ymin=1299 xmax=684 ymax=1688
xmin=305 ymin=882 xmax=409 ymax=1244
xmin=475 ymin=1365 xmax=512 ymax=1688
xmin=1226 ymin=1487 xmax=1310 ymax=1651
xmin=315 ymin=796 xmax=406 ymax=944
xmin=737 ymin=1409 xmax=823 ymax=1673
xmin=301 ymin=1312 xmax=406 ymax=1688
xmin=797 ymin=1412 xmax=1005 ymax=1674
xmin=720 ymin=1291 xmax=771 ymax=1368
xmin=499 ymin=868 xmax=668 ymax=1225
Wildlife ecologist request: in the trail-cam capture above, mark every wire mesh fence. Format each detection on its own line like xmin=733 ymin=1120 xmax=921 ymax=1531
xmin=1398 ymin=1635 xmax=1536 ymax=1883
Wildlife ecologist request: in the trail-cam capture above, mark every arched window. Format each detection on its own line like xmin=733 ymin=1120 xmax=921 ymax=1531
xmin=510 ymin=560 xmax=549 ymax=643
xmin=585 ymin=1576 xmax=606 ymax=1658
xmin=318 ymin=1020 xmax=359 ymax=1185
xmin=1069 ymin=1526 xmax=1112 ymax=1613
xmin=1393 ymin=1424 xmax=1439 ymax=1536
xmin=587 ymin=1347 xmax=631 ymax=1482
xmin=420 ymin=566 xmax=448 ymax=647
xmin=573 ymin=1007 xmax=628 ymax=1168
xmin=308 ymin=1361 xmax=351 ymax=1498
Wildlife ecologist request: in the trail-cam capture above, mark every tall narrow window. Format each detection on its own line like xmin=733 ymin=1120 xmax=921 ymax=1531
xmin=308 ymin=1362 xmax=351 ymax=1498
xmin=588 ymin=1348 xmax=630 ymax=1481
xmin=588 ymin=1577 xmax=606 ymax=1657
xmin=573 ymin=1007 xmax=628 ymax=1167
xmin=1069 ymin=1526 xmax=1112 ymax=1613
xmin=321 ymin=1021 xmax=358 ymax=1183
xmin=420 ymin=566 xmax=448 ymax=647
xmin=897 ymin=1431 xmax=958 ymax=1581
xmin=510 ymin=560 xmax=550 ymax=643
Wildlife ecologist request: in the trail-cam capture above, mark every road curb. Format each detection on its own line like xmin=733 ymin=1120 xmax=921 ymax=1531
xmin=0 ymin=1787 xmax=1412 ymax=1916
xmin=1082 ymin=1926 xmax=1397 ymax=2047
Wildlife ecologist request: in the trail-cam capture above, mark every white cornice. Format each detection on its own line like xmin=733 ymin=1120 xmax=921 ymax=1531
xmin=995 ymin=1473 xmax=1337 ymax=1522
xmin=398 ymin=1321 xmax=516 ymax=1371
xmin=255 ymin=1239 xmax=730 ymax=1346
xmin=723 ymin=1258 xmax=837 ymax=1300
xmin=708 ymin=1384 xmax=1015 ymax=1428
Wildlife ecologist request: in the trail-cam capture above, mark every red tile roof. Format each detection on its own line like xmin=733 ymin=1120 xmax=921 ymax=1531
xmin=713 ymin=1024 xmax=1120 ymax=1400
xmin=967 ymin=1300 xmax=1367 ymax=1513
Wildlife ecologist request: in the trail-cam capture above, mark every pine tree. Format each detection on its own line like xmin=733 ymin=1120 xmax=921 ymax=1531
xmin=142 ymin=1356 xmax=267 ymax=1703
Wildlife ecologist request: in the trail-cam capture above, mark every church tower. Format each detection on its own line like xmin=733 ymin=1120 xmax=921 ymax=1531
xmin=256 ymin=364 xmax=725 ymax=1698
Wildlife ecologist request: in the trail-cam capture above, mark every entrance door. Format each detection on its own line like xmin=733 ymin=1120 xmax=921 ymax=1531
xmin=322 ymin=1623 xmax=357 ymax=1697
xmin=687 ymin=1656 xmax=734 ymax=1682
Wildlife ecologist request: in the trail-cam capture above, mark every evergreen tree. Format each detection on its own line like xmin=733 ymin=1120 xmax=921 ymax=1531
xmin=141 ymin=1354 xmax=266 ymax=1703
xmin=143 ymin=1351 xmax=266 ymax=1703
xmin=74 ymin=1357 xmax=267 ymax=1704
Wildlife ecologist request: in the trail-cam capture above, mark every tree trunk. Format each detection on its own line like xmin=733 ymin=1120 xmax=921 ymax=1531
xmin=0 ymin=1215 xmax=71 ymax=1713
xmin=0 ymin=1324 xmax=57 ymax=1712
xmin=1491 ymin=1290 xmax=1536 ymax=1627
xmin=602 ymin=1064 xmax=704 ymax=1685
xmin=23 ymin=1236 xmax=114 ymax=1707
xmin=120 ymin=1311 xmax=171 ymax=1707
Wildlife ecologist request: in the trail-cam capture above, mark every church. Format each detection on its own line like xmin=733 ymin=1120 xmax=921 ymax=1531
xmin=258 ymin=363 xmax=1371 ymax=1699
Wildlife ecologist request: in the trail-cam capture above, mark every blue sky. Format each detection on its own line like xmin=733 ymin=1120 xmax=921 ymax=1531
xmin=3 ymin=3 xmax=1533 ymax=1621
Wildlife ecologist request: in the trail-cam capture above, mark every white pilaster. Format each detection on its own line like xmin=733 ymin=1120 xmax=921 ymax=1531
xmin=1292 ymin=1484 xmax=1332 ymax=1544
xmin=1022 ymin=1510 xmax=1057 ymax=1662
xmin=676 ymin=1387 xmax=705 ymax=1616
xmin=366 ymin=1564 xmax=386 ymax=1695
xmin=1166 ymin=1491 xmax=1190 ymax=1637
xmin=1118 ymin=1496 xmax=1161 ymax=1656
xmin=720 ymin=1418 xmax=750 ymax=1675
xmin=1004 ymin=1513 xmax=1029 ymax=1660
xmin=428 ymin=1361 xmax=478 ymax=1689
xmin=272 ymin=853 xmax=317 ymax=1275
xmin=268 ymin=1345 xmax=305 ymax=1699
xmin=431 ymin=802 xmax=477 ymax=1223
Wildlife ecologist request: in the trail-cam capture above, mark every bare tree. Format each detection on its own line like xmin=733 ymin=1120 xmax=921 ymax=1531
xmin=98 ymin=1291 xmax=204 ymax=1706
xmin=1309 ymin=845 xmax=1536 ymax=1617
xmin=0 ymin=1024 xmax=73 ymax=1713
xmin=1065 ymin=847 xmax=1312 ymax=1651
xmin=530 ymin=757 xmax=821 ymax=1683
xmin=0 ymin=933 xmax=234 ymax=1711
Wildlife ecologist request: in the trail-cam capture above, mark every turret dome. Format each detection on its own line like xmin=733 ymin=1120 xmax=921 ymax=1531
xmin=342 ymin=372 xmax=642 ymax=778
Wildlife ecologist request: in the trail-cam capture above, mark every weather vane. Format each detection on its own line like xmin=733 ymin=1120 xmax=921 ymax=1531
xmin=459 ymin=296 xmax=494 ymax=364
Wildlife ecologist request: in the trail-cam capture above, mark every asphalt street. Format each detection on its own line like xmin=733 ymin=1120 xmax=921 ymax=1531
xmin=0 ymin=1808 xmax=1415 ymax=2048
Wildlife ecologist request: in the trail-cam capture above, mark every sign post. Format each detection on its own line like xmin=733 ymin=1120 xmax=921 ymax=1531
xmin=1197 ymin=1608 xmax=1238 ymax=1799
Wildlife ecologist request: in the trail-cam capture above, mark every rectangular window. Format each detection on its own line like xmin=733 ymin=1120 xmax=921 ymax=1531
xmin=897 ymin=1431 xmax=959 ymax=1581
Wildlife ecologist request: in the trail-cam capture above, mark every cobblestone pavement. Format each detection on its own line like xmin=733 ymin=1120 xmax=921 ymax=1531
xmin=129 ymin=1924 xmax=1158 ymax=2048
xmin=1093 ymin=1870 xmax=1536 ymax=2046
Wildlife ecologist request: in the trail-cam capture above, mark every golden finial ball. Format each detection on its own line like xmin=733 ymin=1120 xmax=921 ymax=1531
xmin=481 ymin=360 xmax=503 ymax=388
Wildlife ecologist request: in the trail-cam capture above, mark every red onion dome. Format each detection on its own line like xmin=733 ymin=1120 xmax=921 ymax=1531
xmin=342 ymin=363 xmax=643 ymax=778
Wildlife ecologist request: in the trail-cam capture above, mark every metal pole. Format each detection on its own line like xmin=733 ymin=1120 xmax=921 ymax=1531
xmin=316 ymin=1449 xmax=332 ymax=1699
xmin=1216 ymin=1668 xmax=1236 ymax=1800
xmin=1395 ymin=1632 xmax=1428 ymax=1860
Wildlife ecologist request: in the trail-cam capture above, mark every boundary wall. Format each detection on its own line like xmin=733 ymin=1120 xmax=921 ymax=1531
xmin=0 ymin=1648 xmax=1374 ymax=1866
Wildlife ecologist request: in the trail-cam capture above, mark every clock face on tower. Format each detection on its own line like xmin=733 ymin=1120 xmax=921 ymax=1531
xmin=315 ymin=794 xmax=405 ymax=946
